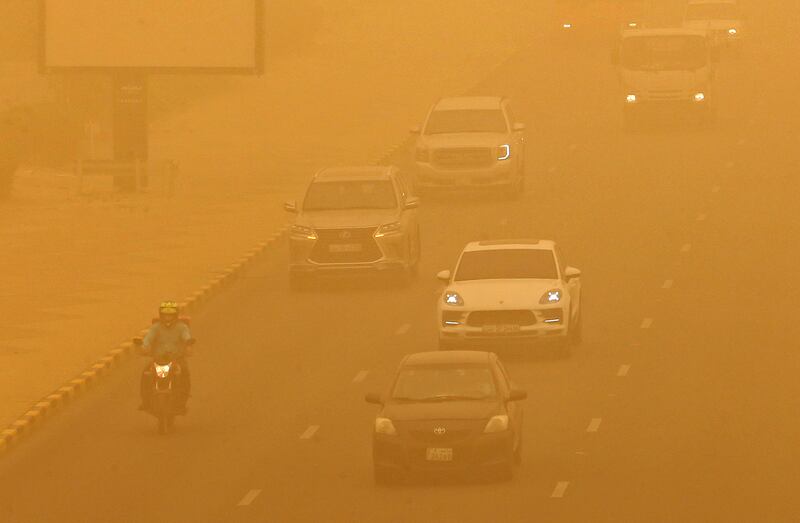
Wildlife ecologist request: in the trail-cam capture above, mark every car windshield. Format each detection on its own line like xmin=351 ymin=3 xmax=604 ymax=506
xmin=303 ymin=180 xmax=397 ymax=211
xmin=685 ymin=4 xmax=739 ymax=20
xmin=392 ymin=365 xmax=497 ymax=401
xmin=621 ymin=35 xmax=708 ymax=71
xmin=455 ymin=249 xmax=558 ymax=281
xmin=424 ymin=109 xmax=507 ymax=134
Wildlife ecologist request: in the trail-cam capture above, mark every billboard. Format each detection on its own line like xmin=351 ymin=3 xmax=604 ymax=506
xmin=41 ymin=0 xmax=263 ymax=73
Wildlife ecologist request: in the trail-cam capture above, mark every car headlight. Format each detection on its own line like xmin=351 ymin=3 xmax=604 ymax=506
xmin=375 ymin=417 xmax=397 ymax=436
xmin=483 ymin=414 xmax=509 ymax=433
xmin=374 ymin=222 xmax=402 ymax=238
xmin=625 ymin=94 xmax=638 ymax=104
xmin=415 ymin=147 xmax=430 ymax=162
xmin=728 ymin=28 xmax=738 ymax=35
xmin=497 ymin=144 xmax=511 ymax=161
xmin=539 ymin=289 xmax=561 ymax=304
xmin=443 ymin=291 xmax=464 ymax=306
xmin=291 ymin=225 xmax=317 ymax=240
xmin=693 ymin=92 xmax=706 ymax=103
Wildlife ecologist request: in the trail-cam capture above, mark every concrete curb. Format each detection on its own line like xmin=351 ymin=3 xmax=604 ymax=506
xmin=0 ymin=226 xmax=289 ymax=457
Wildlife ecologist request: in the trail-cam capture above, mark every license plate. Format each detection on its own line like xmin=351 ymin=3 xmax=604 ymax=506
xmin=426 ymin=448 xmax=453 ymax=462
xmin=329 ymin=243 xmax=362 ymax=253
xmin=482 ymin=324 xmax=520 ymax=334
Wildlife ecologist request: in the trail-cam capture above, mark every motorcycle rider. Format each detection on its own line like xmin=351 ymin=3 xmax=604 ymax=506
xmin=139 ymin=301 xmax=193 ymax=413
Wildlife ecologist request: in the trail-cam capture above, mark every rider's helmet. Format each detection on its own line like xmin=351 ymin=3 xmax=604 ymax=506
xmin=158 ymin=301 xmax=179 ymax=326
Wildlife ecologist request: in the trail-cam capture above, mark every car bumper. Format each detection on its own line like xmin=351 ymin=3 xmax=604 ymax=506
xmin=438 ymin=308 xmax=569 ymax=345
xmin=415 ymin=162 xmax=515 ymax=189
xmin=289 ymin=232 xmax=409 ymax=274
xmin=372 ymin=431 xmax=513 ymax=474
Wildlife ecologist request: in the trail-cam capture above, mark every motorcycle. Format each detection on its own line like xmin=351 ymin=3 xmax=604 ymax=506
xmin=134 ymin=327 xmax=194 ymax=435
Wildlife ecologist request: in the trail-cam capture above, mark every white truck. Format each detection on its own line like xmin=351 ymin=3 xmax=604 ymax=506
xmin=614 ymin=28 xmax=718 ymax=129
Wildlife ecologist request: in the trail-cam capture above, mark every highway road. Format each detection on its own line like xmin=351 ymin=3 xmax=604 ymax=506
xmin=2 ymin=1 xmax=800 ymax=521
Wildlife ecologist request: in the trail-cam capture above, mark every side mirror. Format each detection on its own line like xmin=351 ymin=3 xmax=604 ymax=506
xmin=365 ymin=393 xmax=383 ymax=405
xmin=404 ymin=197 xmax=420 ymax=210
xmin=410 ymin=124 xmax=421 ymax=134
xmin=564 ymin=266 xmax=582 ymax=281
xmin=512 ymin=122 xmax=525 ymax=132
xmin=436 ymin=269 xmax=451 ymax=282
xmin=284 ymin=200 xmax=298 ymax=213
xmin=508 ymin=389 xmax=528 ymax=402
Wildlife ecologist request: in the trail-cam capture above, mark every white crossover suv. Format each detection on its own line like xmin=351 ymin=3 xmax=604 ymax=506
xmin=412 ymin=97 xmax=526 ymax=197
xmin=437 ymin=240 xmax=582 ymax=352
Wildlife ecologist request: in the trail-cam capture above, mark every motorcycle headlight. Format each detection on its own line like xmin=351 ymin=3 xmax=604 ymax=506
xmin=443 ymin=291 xmax=464 ymax=306
xmin=374 ymin=222 xmax=402 ymax=238
xmin=375 ymin=417 xmax=397 ymax=436
xmin=483 ymin=414 xmax=509 ymax=433
xmin=728 ymin=28 xmax=737 ymax=36
xmin=415 ymin=147 xmax=430 ymax=162
xmin=626 ymin=94 xmax=638 ymax=104
xmin=693 ymin=92 xmax=706 ymax=103
xmin=291 ymin=225 xmax=317 ymax=240
xmin=154 ymin=363 xmax=172 ymax=379
xmin=497 ymin=144 xmax=511 ymax=161
xmin=539 ymin=289 xmax=561 ymax=304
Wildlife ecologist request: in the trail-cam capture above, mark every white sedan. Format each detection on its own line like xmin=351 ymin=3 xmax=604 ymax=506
xmin=437 ymin=240 xmax=582 ymax=353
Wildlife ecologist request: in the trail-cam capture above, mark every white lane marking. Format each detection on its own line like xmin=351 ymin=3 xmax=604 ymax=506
xmin=300 ymin=425 xmax=320 ymax=440
xmin=680 ymin=243 xmax=692 ymax=253
xmin=586 ymin=418 xmax=602 ymax=433
xmin=574 ymin=450 xmax=588 ymax=456
xmin=551 ymin=481 xmax=570 ymax=498
xmin=711 ymin=185 xmax=721 ymax=193
xmin=617 ymin=364 xmax=631 ymax=377
xmin=395 ymin=323 xmax=411 ymax=336
xmin=696 ymin=213 xmax=707 ymax=222
xmin=238 ymin=490 xmax=262 ymax=507
xmin=641 ymin=318 xmax=653 ymax=329
xmin=352 ymin=370 xmax=369 ymax=383
xmin=662 ymin=279 xmax=674 ymax=289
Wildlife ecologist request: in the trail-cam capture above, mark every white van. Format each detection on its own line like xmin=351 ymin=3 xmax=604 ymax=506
xmin=614 ymin=28 xmax=717 ymax=128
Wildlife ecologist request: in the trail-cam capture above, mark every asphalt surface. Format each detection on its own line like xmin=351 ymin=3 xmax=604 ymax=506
xmin=2 ymin=1 xmax=800 ymax=522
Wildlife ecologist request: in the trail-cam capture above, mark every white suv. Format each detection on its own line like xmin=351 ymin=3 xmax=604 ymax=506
xmin=436 ymin=240 xmax=582 ymax=353
xmin=412 ymin=97 xmax=526 ymax=197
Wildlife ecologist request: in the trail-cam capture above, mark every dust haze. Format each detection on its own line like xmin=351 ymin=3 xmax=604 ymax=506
xmin=1 ymin=1 xmax=799 ymax=522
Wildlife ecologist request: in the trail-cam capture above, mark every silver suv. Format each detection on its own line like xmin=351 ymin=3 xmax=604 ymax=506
xmin=284 ymin=166 xmax=421 ymax=289
xmin=412 ymin=97 xmax=526 ymax=197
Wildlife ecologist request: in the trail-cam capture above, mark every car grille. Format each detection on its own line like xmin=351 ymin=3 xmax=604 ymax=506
xmin=467 ymin=310 xmax=536 ymax=327
xmin=309 ymin=227 xmax=382 ymax=263
xmin=432 ymin=147 xmax=494 ymax=169
xmin=408 ymin=428 xmax=473 ymax=444
xmin=647 ymin=89 xmax=683 ymax=101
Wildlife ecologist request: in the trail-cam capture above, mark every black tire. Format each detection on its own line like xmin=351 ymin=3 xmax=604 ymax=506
xmin=570 ymin=308 xmax=583 ymax=346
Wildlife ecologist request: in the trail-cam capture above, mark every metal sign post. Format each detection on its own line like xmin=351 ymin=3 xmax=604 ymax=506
xmin=112 ymin=73 xmax=147 ymax=190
